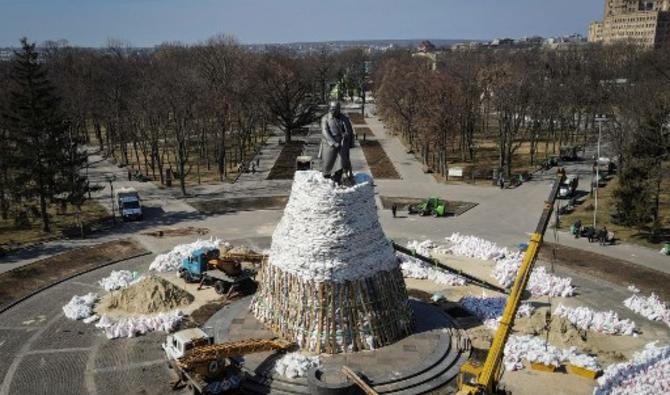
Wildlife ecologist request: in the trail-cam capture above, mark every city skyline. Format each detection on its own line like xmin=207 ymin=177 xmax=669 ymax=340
xmin=0 ymin=0 xmax=603 ymax=47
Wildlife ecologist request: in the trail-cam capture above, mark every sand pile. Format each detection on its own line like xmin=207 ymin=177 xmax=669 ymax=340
xmin=513 ymin=309 xmax=629 ymax=366
xmin=515 ymin=310 xmax=588 ymax=349
xmin=99 ymin=276 xmax=194 ymax=315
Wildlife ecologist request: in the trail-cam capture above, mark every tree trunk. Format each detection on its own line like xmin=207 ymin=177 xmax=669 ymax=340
xmin=39 ymin=192 xmax=50 ymax=233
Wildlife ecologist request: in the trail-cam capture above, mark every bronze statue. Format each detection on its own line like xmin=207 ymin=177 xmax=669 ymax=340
xmin=319 ymin=101 xmax=354 ymax=185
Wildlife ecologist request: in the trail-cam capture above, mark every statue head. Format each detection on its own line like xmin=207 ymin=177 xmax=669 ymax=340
xmin=329 ymin=101 xmax=341 ymax=116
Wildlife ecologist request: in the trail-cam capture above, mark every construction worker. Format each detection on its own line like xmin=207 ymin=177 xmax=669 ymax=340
xmin=573 ymin=219 xmax=582 ymax=239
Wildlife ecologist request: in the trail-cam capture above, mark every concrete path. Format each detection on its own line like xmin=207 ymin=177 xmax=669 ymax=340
xmin=235 ymin=129 xmax=284 ymax=183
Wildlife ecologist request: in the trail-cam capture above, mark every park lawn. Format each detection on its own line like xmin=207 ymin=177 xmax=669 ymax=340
xmin=120 ymin=136 xmax=269 ymax=188
xmin=559 ymin=176 xmax=670 ymax=249
xmin=0 ymin=199 xmax=110 ymax=251
xmin=427 ymin=139 xmax=562 ymax=185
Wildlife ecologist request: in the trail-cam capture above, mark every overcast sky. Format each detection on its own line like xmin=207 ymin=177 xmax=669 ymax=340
xmin=0 ymin=0 xmax=604 ymax=47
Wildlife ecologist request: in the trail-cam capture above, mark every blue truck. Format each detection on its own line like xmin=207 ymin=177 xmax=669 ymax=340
xmin=178 ymin=247 xmax=256 ymax=295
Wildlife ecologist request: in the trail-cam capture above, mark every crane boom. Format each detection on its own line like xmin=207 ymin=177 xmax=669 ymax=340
xmin=458 ymin=173 xmax=564 ymax=394
xmin=177 ymin=338 xmax=292 ymax=371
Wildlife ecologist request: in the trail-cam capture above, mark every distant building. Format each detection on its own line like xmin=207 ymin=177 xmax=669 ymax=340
xmin=589 ymin=0 xmax=670 ymax=47
xmin=417 ymin=40 xmax=436 ymax=53
xmin=490 ymin=38 xmax=515 ymax=47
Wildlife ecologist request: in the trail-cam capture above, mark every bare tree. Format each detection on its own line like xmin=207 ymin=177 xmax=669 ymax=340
xmin=258 ymin=49 xmax=320 ymax=143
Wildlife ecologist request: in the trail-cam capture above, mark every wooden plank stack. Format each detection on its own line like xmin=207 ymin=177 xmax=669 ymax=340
xmin=251 ymin=261 xmax=414 ymax=354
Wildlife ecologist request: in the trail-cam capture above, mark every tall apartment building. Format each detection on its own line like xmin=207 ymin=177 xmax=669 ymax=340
xmin=588 ymin=0 xmax=670 ymax=47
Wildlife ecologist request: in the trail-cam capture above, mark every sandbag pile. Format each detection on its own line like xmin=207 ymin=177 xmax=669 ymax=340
xmin=397 ymin=251 xmax=466 ymax=286
xmin=594 ymin=342 xmax=670 ymax=395
xmin=98 ymin=270 xmax=139 ymax=291
xmin=267 ymin=171 xmax=397 ymax=283
xmin=458 ymin=293 xmax=533 ymax=329
xmin=63 ymin=293 xmax=98 ymax=320
xmin=445 ymin=233 xmax=575 ymax=297
xmin=503 ymin=335 xmax=600 ymax=372
xmin=445 ymin=233 xmax=509 ymax=260
xmin=553 ymin=304 xmax=636 ymax=336
xmin=273 ymin=352 xmax=321 ymax=379
xmin=398 ymin=240 xmax=465 ymax=285
xmin=623 ymin=292 xmax=670 ymax=328
xmin=406 ymin=239 xmax=450 ymax=257
xmin=493 ymin=258 xmax=575 ymax=297
xmin=95 ymin=310 xmax=183 ymax=339
xmin=149 ymin=237 xmax=225 ymax=272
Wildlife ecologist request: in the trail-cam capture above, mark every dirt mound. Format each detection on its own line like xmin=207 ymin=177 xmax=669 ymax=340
xmin=515 ymin=310 xmax=588 ymax=348
xmin=99 ymin=276 xmax=194 ymax=315
xmin=514 ymin=310 xmax=632 ymax=366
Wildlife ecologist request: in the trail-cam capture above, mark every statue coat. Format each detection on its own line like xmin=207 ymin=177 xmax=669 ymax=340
xmin=319 ymin=112 xmax=353 ymax=176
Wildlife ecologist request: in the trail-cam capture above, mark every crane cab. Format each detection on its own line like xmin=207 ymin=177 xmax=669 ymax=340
xmin=163 ymin=328 xmax=213 ymax=360
xmin=457 ymin=360 xmax=484 ymax=394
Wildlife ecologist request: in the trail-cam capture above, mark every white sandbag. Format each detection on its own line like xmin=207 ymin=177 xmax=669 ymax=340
xmin=83 ymin=314 xmax=100 ymax=324
xmin=397 ymin=251 xmax=466 ymax=286
xmin=63 ymin=293 xmax=98 ymax=320
xmin=503 ymin=335 xmax=600 ymax=372
xmin=459 ymin=293 xmax=533 ymax=330
xmin=594 ymin=342 xmax=670 ymax=395
xmin=98 ymin=270 xmax=139 ymax=291
xmin=553 ymin=304 xmax=636 ymax=336
xmin=274 ymin=352 xmax=321 ymax=379
xmin=95 ymin=310 xmax=183 ymax=339
xmin=149 ymin=238 xmax=225 ymax=272
xmin=445 ymin=233 xmax=510 ymax=260
xmin=564 ymin=348 xmax=601 ymax=371
xmin=623 ymin=293 xmax=670 ymax=328
xmin=493 ymin=257 xmax=574 ymax=297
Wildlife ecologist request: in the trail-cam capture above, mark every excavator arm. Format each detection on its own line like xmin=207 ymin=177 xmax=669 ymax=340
xmin=458 ymin=173 xmax=565 ymax=395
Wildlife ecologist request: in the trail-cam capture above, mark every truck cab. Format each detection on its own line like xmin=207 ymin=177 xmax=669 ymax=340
xmin=117 ymin=188 xmax=143 ymax=221
xmin=163 ymin=328 xmax=213 ymax=361
xmin=179 ymin=247 xmax=220 ymax=283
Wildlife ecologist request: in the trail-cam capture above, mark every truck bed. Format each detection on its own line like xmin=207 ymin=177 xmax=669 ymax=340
xmin=202 ymin=268 xmax=255 ymax=283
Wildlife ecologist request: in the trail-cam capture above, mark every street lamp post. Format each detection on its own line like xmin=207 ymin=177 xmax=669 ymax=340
xmin=105 ymin=174 xmax=117 ymax=223
xmin=593 ymin=114 xmax=607 ymax=229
